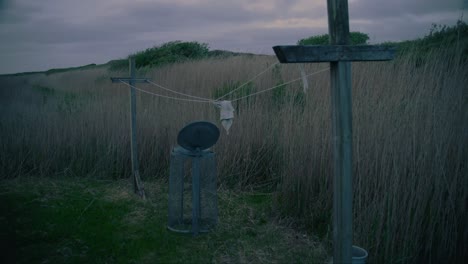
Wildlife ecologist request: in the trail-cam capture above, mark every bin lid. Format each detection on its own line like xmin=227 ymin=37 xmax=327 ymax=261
xmin=177 ymin=121 xmax=220 ymax=152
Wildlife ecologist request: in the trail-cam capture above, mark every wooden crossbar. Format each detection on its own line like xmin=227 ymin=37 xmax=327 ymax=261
xmin=273 ymin=45 xmax=395 ymax=63
xmin=110 ymin=77 xmax=149 ymax=83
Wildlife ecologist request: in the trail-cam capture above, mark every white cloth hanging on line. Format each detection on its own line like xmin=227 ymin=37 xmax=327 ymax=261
xmin=298 ymin=64 xmax=309 ymax=93
xmin=213 ymin=100 xmax=235 ymax=134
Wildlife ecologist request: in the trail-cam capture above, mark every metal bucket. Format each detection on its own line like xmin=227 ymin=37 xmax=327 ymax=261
xmin=329 ymin=246 xmax=368 ymax=264
xmin=167 ymin=146 xmax=218 ymax=235
xmin=352 ymin=245 xmax=368 ymax=264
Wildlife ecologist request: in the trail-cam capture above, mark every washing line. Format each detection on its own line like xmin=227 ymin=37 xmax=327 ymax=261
xmin=118 ymin=67 xmax=329 ymax=134
xmin=231 ymin=67 xmax=329 ymax=102
xmin=142 ymin=61 xmax=280 ymax=102
xmin=118 ymin=66 xmax=329 ymax=103
xmin=146 ymin=80 xmax=212 ymax=102
xmin=119 ymin=80 xmax=212 ymax=103
xmin=215 ymin=62 xmax=280 ymax=101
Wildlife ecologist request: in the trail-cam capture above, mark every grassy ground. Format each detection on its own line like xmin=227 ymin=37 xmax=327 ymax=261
xmin=0 ymin=177 xmax=327 ymax=264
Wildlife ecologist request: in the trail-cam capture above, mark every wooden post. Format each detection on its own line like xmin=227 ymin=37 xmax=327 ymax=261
xmin=128 ymin=57 xmax=145 ymax=198
xmin=129 ymin=58 xmax=137 ymax=178
xmin=272 ymin=1 xmax=394 ymax=262
xmin=328 ymin=0 xmax=353 ymax=262
xmin=110 ymin=58 xmax=147 ymax=199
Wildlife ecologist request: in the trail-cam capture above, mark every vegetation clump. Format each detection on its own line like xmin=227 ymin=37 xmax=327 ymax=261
xmin=109 ymin=41 xmax=210 ymax=70
xmin=383 ymin=20 xmax=468 ymax=59
xmin=297 ymin=31 xmax=370 ymax=45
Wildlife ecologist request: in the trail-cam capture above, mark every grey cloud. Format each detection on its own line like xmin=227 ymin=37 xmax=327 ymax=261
xmin=0 ymin=0 xmax=40 ymax=24
xmin=1 ymin=22 xmax=133 ymax=46
xmin=123 ymin=1 xmax=287 ymax=31
xmin=122 ymin=3 xmax=250 ymax=34
xmin=351 ymin=17 xmax=428 ymax=42
xmin=0 ymin=0 xmax=10 ymax=12
xmin=0 ymin=0 xmax=6 ymax=10
xmin=2 ymin=1 xmax=277 ymax=48
xmin=0 ymin=0 xmax=464 ymax=74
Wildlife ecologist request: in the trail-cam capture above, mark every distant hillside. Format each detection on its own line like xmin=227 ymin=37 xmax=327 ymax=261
xmin=0 ymin=63 xmax=100 ymax=77
xmin=3 ymin=21 xmax=466 ymax=76
xmin=111 ymin=21 xmax=467 ymax=71
xmin=107 ymin=41 xmax=253 ymax=71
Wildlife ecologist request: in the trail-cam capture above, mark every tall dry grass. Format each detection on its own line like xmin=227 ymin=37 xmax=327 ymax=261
xmin=0 ymin=48 xmax=466 ymax=263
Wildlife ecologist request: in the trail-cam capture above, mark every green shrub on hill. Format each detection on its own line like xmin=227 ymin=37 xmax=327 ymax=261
xmin=298 ymin=31 xmax=369 ymax=45
xmin=296 ymin=21 xmax=467 ymax=65
xmin=382 ymin=20 xmax=468 ymax=60
xmin=134 ymin=41 xmax=209 ymax=68
xmin=109 ymin=41 xmax=210 ymax=71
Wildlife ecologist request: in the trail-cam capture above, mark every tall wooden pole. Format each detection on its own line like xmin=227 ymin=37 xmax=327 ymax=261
xmin=109 ymin=59 xmax=148 ymax=199
xmin=129 ymin=58 xmax=138 ymax=190
xmin=327 ymin=0 xmax=353 ymax=263
xmin=273 ymin=1 xmax=394 ymax=262
xmin=128 ymin=57 xmax=145 ymax=199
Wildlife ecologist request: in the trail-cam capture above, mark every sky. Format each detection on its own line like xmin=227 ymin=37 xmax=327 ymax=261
xmin=0 ymin=0 xmax=466 ymax=74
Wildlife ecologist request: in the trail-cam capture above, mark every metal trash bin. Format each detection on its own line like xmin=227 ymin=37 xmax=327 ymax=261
xmin=167 ymin=121 xmax=219 ymax=235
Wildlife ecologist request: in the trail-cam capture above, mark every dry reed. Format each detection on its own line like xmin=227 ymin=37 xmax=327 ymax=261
xmin=0 ymin=48 xmax=466 ymax=263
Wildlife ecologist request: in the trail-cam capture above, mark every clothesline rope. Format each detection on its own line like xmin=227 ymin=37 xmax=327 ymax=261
xmin=119 ymin=80 xmax=212 ymax=103
xmin=146 ymin=79 xmax=213 ymax=102
xmin=143 ymin=61 xmax=280 ymax=102
xmin=231 ymin=67 xmax=329 ymax=102
xmin=117 ymin=66 xmax=329 ymax=103
xmin=215 ymin=61 xmax=280 ymax=101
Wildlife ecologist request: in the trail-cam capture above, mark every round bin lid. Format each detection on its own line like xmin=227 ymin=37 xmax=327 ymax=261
xmin=177 ymin=121 xmax=220 ymax=151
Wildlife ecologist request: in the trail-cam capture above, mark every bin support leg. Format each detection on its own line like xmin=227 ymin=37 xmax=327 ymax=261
xmin=192 ymin=157 xmax=200 ymax=236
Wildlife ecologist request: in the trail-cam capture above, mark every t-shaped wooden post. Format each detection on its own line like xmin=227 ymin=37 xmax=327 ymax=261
xmin=273 ymin=0 xmax=395 ymax=262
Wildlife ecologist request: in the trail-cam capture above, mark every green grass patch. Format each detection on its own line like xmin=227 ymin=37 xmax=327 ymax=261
xmin=0 ymin=178 xmax=327 ymax=264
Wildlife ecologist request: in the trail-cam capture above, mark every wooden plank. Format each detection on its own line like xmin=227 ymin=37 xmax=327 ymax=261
xmin=128 ymin=57 xmax=146 ymax=199
xmin=328 ymin=0 xmax=350 ymax=45
xmin=330 ymin=61 xmax=353 ymax=263
xmin=129 ymin=57 xmax=138 ymax=177
xmin=327 ymin=0 xmax=353 ymax=263
xmin=109 ymin=60 xmax=146 ymax=199
xmin=110 ymin=77 xmax=149 ymax=83
xmin=272 ymin=0 xmax=394 ymax=262
xmin=273 ymin=45 xmax=395 ymax=63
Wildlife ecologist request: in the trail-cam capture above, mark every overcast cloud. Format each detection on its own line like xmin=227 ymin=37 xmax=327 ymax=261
xmin=0 ymin=0 xmax=466 ymax=74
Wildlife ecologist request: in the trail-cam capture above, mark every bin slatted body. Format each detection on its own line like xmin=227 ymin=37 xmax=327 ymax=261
xmin=168 ymin=146 xmax=218 ymax=234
